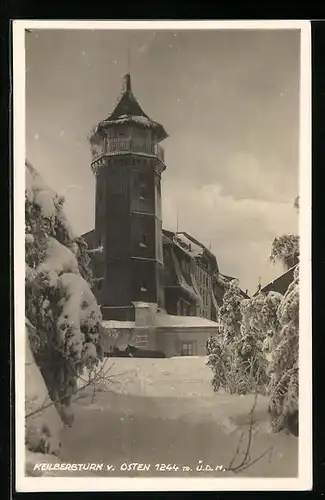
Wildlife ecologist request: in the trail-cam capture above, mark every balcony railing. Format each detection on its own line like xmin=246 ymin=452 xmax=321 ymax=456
xmin=97 ymin=137 xmax=165 ymax=162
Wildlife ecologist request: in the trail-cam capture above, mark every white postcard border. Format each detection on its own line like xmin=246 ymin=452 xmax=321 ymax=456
xmin=13 ymin=19 xmax=312 ymax=492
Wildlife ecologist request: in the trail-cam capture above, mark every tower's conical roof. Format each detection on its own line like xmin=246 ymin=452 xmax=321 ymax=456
xmin=108 ymin=74 xmax=150 ymax=121
xmin=98 ymin=74 xmax=168 ymax=142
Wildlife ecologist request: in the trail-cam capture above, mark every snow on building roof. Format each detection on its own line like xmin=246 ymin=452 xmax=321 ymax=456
xmin=108 ymin=74 xmax=150 ymax=121
xmin=96 ymin=74 xmax=168 ymax=142
xmin=219 ymin=273 xmax=236 ymax=282
xmin=162 ymin=233 xmax=173 ymax=245
xmin=163 ymin=229 xmax=217 ymax=266
xmin=170 ymin=247 xmax=201 ymax=302
xmin=132 ymin=301 xmax=155 ymax=308
xmin=107 ymin=115 xmax=157 ymax=127
xmin=174 ymin=232 xmax=203 ymax=258
xmin=102 ymin=320 xmax=135 ymax=330
xmin=101 ymin=313 xmax=219 ymax=330
xmin=214 ymin=272 xmax=249 ymax=298
xmin=155 ymin=312 xmax=219 ymax=329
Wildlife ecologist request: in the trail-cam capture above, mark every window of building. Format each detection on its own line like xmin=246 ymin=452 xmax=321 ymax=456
xmin=181 ymin=342 xmax=196 ymax=356
xmin=135 ymin=334 xmax=148 ymax=347
xmin=139 ymin=233 xmax=148 ymax=248
xmin=140 ymin=281 xmax=148 ymax=292
xmin=179 ymin=298 xmax=191 ymax=316
xmin=139 ymin=173 xmax=148 ymax=200
xmin=139 ymin=185 xmax=147 ymax=200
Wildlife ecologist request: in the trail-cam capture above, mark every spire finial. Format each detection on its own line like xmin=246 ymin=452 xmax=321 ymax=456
xmin=122 ymin=45 xmax=131 ymax=93
xmin=127 ymin=44 xmax=131 ymax=74
xmin=123 ymin=73 xmax=131 ymax=93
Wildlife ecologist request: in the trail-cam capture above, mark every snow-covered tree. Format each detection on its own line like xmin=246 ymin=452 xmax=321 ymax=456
xmin=207 ymin=279 xmax=258 ymax=394
xmin=270 ymin=234 xmax=299 ymax=271
xmin=207 ymin=275 xmax=286 ymax=397
xmin=240 ymin=291 xmax=283 ymax=392
xmin=268 ymin=266 xmax=299 ymax=435
xmin=25 ymin=161 xmax=103 ymax=425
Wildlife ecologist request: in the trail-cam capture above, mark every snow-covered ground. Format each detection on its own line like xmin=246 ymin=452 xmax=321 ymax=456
xmin=49 ymin=356 xmax=297 ymax=478
xmin=77 ymin=356 xmax=215 ymax=398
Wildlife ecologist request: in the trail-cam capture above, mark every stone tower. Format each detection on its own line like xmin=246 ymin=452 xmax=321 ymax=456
xmin=89 ymin=74 xmax=168 ymax=321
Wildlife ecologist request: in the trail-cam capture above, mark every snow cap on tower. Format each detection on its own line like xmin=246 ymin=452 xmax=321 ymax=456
xmin=98 ymin=73 xmax=168 ymax=143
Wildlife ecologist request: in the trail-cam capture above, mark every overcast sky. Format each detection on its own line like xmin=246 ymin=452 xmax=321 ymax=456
xmin=26 ymin=28 xmax=300 ymax=294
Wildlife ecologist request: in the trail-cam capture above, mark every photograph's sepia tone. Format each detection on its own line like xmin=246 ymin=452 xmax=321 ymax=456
xmin=14 ymin=20 xmax=312 ymax=492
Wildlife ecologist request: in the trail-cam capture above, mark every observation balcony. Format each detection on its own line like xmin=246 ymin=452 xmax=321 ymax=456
xmin=91 ymin=137 xmax=165 ymax=162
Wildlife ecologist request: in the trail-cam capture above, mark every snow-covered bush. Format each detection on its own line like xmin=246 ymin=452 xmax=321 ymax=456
xmin=25 ymin=161 xmax=103 ymax=426
xmin=207 ymin=267 xmax=299 ymax=435
xmin=207 ymin=278 xmax=284 ymax=396
xmin=268 ymin=266 xmax=299 ymax=435
xmin=207 ymin=279 xmax=261 ymax=394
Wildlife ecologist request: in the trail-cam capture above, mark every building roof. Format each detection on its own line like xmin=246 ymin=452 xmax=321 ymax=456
xmin=175 ymin=232 xmax=205 ymax=258
xmin=162 ymin=229 xmax=218 ymax=268
xmin=81 ymin=229 xmax=95 ymax=245
xmin=108 ymin=74 xmax=150 ymax=121
xmin=213 ymin=272 xmax=250 ymax=299
xmin=155 ymin=311 xmax=219 ymax=329
xmin=254 ymin=265 xmax=298 ymax=297
xmin=101 ymin=312 xmax=219 ymax=331
xmin=96 ymin=74 xmax=168 ymax=143
xmin=102 ymin=320 xmax=135 ymax=330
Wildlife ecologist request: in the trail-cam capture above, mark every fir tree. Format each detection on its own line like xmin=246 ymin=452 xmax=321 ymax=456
xmin=207 ymin=278 xmax=259 ymax=394
xmin=25 ymin=161 xmax=103 ymax=425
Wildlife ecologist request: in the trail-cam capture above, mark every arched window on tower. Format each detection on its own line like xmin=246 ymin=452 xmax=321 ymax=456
xmin=139 ymin=233 xmax=148 ymax=248
xmin=139 ymin=173 xmax=148 ymax=200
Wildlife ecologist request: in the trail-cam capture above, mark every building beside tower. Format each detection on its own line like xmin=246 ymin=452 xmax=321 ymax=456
xmin=83 ymin=73 xmax=247 ymax=355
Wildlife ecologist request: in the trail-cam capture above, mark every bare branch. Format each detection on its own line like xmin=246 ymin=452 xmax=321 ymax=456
xmin=26 ymin=359 xmax=116 ymax=419
xmin=226 ymin=394 xmax=274 ymax=474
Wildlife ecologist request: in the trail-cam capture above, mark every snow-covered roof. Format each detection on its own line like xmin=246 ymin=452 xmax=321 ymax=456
xmin=95 ymin=74 xmax=168 ymax=142
xmin=101 ymin=313 xmax=219 ymax=330
xmin=163 ymin=230 xmax=217 ymax=266
xmin=155 ymin=312 xmax=219 ymax=329
xmin=174 ymin=232 xmax=203 ymax=258
xmin=132 ymin=301 xmax=155 ymax=308
xmin=170 ymin=247 xmax=201 ymax=302
xmin=106 ymin=115 xmax=157 ymax=128
xmin=257 ymin=264 xmax=298 ymax=297
xmin=102 ymin=320 xmax=135 ymax=330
